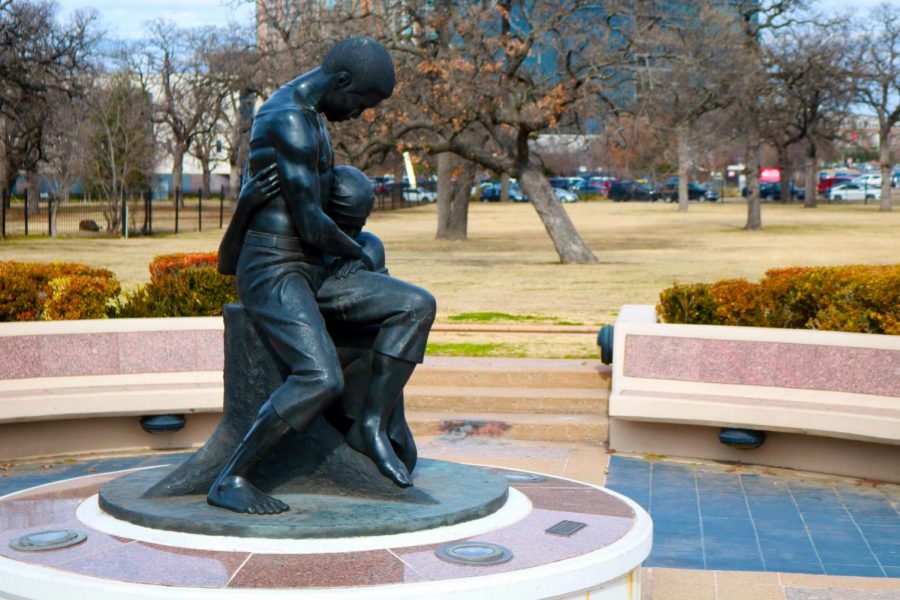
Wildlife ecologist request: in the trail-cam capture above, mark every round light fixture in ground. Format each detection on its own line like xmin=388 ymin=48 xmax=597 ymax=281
xmin=499 ymin=472 xmax=546 ymax=483
xmin=435 ymin=541 xmax=513 ymax=565
xmin=10 ymin=530 xmax=86 ymax=552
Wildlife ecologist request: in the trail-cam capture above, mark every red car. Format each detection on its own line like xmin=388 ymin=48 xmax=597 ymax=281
xmin=817 ymin=177 xmax=852 ymax=195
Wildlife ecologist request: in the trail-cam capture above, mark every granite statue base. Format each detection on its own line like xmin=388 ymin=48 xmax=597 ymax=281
xmin=1 ymin=465 xmax=651 ymax=600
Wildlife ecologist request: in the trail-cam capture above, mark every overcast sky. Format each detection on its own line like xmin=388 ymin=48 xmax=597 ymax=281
xmin=53 ymin=0 xmax=892 ymax=40
xmin=55 ymin=0 xmax=256 ymax=39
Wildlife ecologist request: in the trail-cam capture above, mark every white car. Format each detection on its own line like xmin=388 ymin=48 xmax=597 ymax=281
xmin=826 ymin=182 xmax=881 ymax=201
xmin=854 ymin=174 xmax=882 ymax=188
xmin=554 ymin=188 xmax=578 ymax=203
xmin=402 ymin=187 xmax=437 ymax=203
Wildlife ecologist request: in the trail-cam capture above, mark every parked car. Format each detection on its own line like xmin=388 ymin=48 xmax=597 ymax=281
xmin=554 ymin=188 xmax=578 ymax=203
xmin=479 ymin=182 xmax=528 ymax=202
xmin=370 ymin=176 xmax=393 ymax=194
xmin=663 ymin=178 xmax=719 ymax=202
xmin=817 ymin=176 xmax=853 ymax=195
xmin=402 ymin=187 xmax=437 ymax=203
xmin=826 ymin=183 xmax=881 ymax=201
xmin=607 ymin=180 xmax=657 ymax=201
xmin=548 ymin=177 xmax=570 ymax=189
xmin=853 ymin=174 xmax=882 ymax=188
xmin=741 ymin=182 xmax=805 ymax=201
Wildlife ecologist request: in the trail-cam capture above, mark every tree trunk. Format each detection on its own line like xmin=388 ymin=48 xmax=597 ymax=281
xmin=776 ymin=145 xmax=791 ymax=204
xmin=804 ymin=140 xmax=817 ymax=208
xmin=518 ymin=165 xmax=598 ymax=264
xmin=879 ymin=129 xmax=892 ymax=212
xmin=49 ymin=197 xmax=58 ymax=237
xmin=449 ymin=160 xmax=474 ymax=240
xmin=744 ymin=138 xmax=762 ymax=231
xmin=229 ymin=162 xmax=242 ymax=204
xmin=26 ymin=170 xmax=40 ymax=215
xmin=676 ymin=126 xmax=689 ymax=212
xmin=201 ymin=161 xmax=212 ymax=200
xmin=392 ymin=160 xmax=404 ymax=207
xmin=436 ymin=152 xmax=453 ymax=236
xmin=500 ymin=173 xmax=510 ymax=203
xmin=172 ymin=146 xmax=185 ymax=208
xmin=436 ymin=153 xmax=473 ymax=241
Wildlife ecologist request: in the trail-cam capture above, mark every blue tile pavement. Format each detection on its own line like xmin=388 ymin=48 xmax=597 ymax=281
xmin=606 ymin=455 xmax=899 ymax=578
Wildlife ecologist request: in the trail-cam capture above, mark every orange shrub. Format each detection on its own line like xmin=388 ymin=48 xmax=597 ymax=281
xmin=709 ymin=279 xmax=760 ymax=326
xmin=0 ymin=262 xmax=120 ymax=321
xmin=657 ymin=264 xmax=900 ymax=334
xmin=116 ymin=252 xmax=237 ymax=317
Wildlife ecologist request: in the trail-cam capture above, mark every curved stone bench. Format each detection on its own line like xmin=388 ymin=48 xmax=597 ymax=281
xmin=608 ymin=305 xmax=900 ymax=483
xmin=0 ymin=318 xmax=226 ymax=461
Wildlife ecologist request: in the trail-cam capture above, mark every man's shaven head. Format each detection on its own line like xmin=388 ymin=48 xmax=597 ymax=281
xmin=328 ymin=166 xmax=375 ymax=233
xmin=321 ymin=36 xmax=395 ymax=99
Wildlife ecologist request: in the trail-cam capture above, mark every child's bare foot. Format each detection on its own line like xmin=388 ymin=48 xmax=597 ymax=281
xmin=346 ymin=420 xmax=412 ymax=487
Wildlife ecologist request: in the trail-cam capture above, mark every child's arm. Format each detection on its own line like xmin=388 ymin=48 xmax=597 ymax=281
xmin=357 ymin=232 xmax=388 ymax=275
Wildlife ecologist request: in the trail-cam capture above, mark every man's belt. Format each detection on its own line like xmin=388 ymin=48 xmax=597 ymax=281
xmin=243 ymin=231 xmax=325 ymax=265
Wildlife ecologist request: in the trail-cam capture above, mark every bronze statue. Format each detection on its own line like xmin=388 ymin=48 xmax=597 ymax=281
xmin=209 ymin=37 xmax=434 ymax=515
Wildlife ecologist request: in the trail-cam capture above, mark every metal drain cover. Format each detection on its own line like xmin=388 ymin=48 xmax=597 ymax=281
xmin=436 ymin=541 xmax=513 ymax=565
xmin=10 ymin=529 xmax=87 ymax=552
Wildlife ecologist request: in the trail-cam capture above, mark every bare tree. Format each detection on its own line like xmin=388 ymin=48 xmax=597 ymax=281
xmin=0 ymin=1 xmax=98 ymax=208
xmin=42 ymin=91 xmax=92 ymax=235
xmin=855 ymin=3 xmax=900 ymax=212
xmin=82 ymin=70 xmax=157 ymax=232
xmin=726 ymin=0 xmax=805 ymax=230
xmin=137 ymin=21 xmax=224 ymax=205
xmin=636 ymin=4 xmax=742 ymax=211
xmin=760 ymin=18 xmax=856 ymax=208
xmin=392 ymin=0 xmax=653 ymax=263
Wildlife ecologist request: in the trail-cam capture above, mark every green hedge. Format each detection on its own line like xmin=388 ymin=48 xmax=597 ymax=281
xmin=657 ymin=264 xmax=900 ymax=335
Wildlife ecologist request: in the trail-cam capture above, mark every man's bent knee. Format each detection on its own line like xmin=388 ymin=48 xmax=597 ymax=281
xmin=406 ymin=290 xmax=436 ymax=326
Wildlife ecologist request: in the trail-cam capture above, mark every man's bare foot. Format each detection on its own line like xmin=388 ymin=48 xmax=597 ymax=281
xmin=207 ymin=475 xmax=290 ymax=514
xmin=346 ymin=420 xmax=412 ymax=487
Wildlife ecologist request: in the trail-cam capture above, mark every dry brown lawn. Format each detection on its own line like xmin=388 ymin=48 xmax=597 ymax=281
xmin=3 ymin=199 xmax=898 ymax=357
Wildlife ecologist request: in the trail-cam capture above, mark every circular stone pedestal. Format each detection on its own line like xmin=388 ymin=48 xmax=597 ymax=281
xmin=99 ymin=459 xmax=509 ymax=538
xmin=0 ymin=464 xmax=652 ymax=600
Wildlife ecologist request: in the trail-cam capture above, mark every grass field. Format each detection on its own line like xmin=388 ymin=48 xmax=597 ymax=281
xmin=3 ymin=198 xmax=898 ymax=357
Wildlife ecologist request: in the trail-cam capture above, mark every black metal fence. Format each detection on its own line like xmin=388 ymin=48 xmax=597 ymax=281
xmin=1 ymin=185 xmax=422 ymax=240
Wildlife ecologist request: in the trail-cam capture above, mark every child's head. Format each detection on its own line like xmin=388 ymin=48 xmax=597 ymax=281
xmin=328 ymin=166 xmax=375 ymax=237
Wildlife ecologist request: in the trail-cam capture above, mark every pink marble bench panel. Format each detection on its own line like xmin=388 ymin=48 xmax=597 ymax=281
xmin=0 ymin=330 xmax=224 ymax=381
xmin=623 ymin=335 xmax=900 ymax=398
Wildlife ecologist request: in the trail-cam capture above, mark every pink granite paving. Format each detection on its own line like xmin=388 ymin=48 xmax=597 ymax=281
xmin=62 ymin=542 xmax=249 ymax=587
xmin=624 ymin=335 xmax=900 ymax=397
xmin=392 ymin=509 xmax=633 ymax=580
xmin=229 ymin=550 xmax=421 ymax=588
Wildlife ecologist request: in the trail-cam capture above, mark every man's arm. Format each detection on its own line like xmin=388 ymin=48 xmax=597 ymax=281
xmin=270 ymin=110 xmax=362 ymax=258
